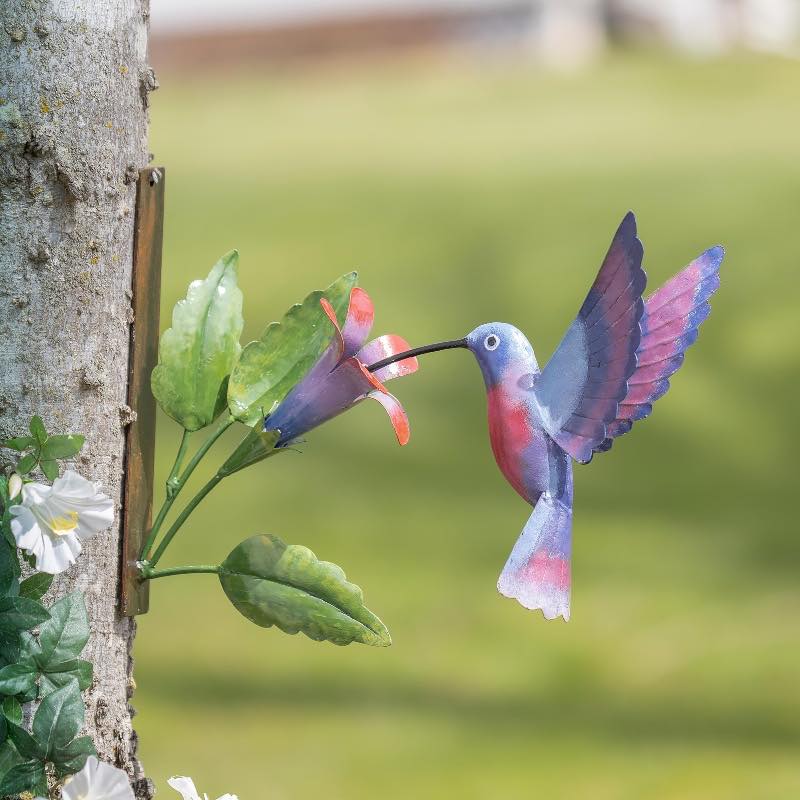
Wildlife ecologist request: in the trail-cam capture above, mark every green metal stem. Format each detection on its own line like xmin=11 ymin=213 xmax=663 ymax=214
xmin=141 ymin=564 xmax=221 ymax=580
xmin=140 ymin=416 xmax=233 ymax=561
xmin=140 ymin=429 xmax=190 ymax=560
xmin=147 ymin=472 xmax=224 ymax=567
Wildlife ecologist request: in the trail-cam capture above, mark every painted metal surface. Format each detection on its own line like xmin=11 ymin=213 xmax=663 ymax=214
xmin=461 ymin=213 xmax=723 ymax=620
xmin=265 ymin=286 xmax=418 ymax=447
xmin=121 ymin=167 xmax=165 ymax=616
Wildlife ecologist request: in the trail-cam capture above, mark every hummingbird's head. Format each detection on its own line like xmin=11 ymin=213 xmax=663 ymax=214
xmin=363 ymin=322 xmax=537 ymax=388
xmin=465 ymin=323 xmax=537 ymax=388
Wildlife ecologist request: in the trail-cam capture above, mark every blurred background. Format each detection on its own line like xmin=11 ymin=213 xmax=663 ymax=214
xmin=135 ymin=2 xmax=800 ymax=798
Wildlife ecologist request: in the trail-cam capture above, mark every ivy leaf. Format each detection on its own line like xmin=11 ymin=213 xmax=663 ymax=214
xmin=0 ymin=596 xmax=50 ymax=634
xmin=0 ymin=663 xmax=37 ymax=695
xmin=217 ymin=429 xmax=282 ymax=477
xmin=19 ymin=573 xmax=52 ymax=602
xmin=152 ymin=251 xmax=244 ymax=431
xmin=40 ymin=459 xmax=59 ymax=480
xmin=0 ymin=759 xmax=46 ymax=797
xmin=0 ymin=436 xmax=36 ymax=452
xmin=227 ymin=272 xmax=357 ymax=426
xmin=2 ymin=696 xmax=22 ymax=726
xmin=33 ymin=592 xmax=89 ymax=669
xmin=29 ymin=417 xmax=47 ymax=445
xmin=40 ymin=434 xmax=84 ymax=460
xmin=16 ymin=452 xmax=38 ymax=476
xmin=32 ymin=679 xmax=83 ymax=757
xmin=8 ymin=723 xmax=43 ymax=760
xmin=219 ymin=534 xmax=391 ymax=647
xmin=0 ymin=552 xmax=17 ymax=597
xmin=39 ymin=659 xmax=93 ymax=697
xmin=0 ymin=739 xmax=22 ymax=779
xmin=52 ymin=735 xmax=95 ymax=778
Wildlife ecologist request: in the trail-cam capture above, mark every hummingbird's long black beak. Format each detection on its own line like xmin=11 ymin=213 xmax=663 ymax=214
xmin=366 ymin=338 xmax=468 ymax=373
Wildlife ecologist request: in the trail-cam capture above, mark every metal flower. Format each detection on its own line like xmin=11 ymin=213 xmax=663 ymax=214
xmin=265 ymin=287 xmax=418 ymax=446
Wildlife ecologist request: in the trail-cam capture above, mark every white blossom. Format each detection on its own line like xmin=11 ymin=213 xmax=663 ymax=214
xmin=8 ymin=473 xmax=22 ymax=500
xmin=10 ymin=469 xmax=114 ymax=574
xmin=35 ymin=756 xmax=134 ymax=800
xmin=168 ymin=776 xmax=238 ymax=800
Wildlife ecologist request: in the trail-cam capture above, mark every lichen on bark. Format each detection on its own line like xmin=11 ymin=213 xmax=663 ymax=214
xmin=0 ymin=1 xmax=156 ymax=796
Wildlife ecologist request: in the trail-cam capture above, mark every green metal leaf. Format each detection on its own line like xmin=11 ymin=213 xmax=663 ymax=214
xmin=227 ymin=272 xmax=357 ymax=426
xmin=18 ymin=573 xmax=52 ymax=602
xmin=32 ymin=679 xmax=83 ymax=757
xmin=33 ymin=592 xmax=89 ymax=668
xmin=152 ymin=251 xmax=245 ymax=431
xmin=0 ymin=436 xmax=35 ymax=452
xmin=29 ymin=417 xmax=47 ymax=445
xmin=217 ymin=428 xmax=282 ymax=477
xmin=219 ymin=534 xmax=391 ymax=647
xmin=40 ymin=434 xmax=84 ymax=460
xmin=0 ymin=597 xmax=49 ymax=634
xmin=0 ymin=759 xmax=46 ymax=797
xmin=0 ymin=663 xmax=37 ymax=695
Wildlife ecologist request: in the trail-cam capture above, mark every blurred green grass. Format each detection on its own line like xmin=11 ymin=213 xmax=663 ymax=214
xmin=135 ymin=53 xmax=800 ymax=799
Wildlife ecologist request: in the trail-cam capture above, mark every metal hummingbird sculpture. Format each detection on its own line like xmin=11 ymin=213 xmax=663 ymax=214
xmin=369 ymin=212 xmax=723 ymax=621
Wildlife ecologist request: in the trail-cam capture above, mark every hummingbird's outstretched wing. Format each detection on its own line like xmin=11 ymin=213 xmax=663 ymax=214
xmin=595 ymin=245 xmax=724 ymax=452
xmin=534 ymin=212 xmax=646 ymax=464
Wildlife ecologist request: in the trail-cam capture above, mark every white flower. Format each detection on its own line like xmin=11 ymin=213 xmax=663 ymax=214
xmin=168 ymin=776 xmax=239 ymax=800
xmin=35 ymin=756 xmax=134 ymax=800
xmin=10 ymin=469 xmax=114 ymax=574
xmin=8 ymin=473 xmax=22 ymax=500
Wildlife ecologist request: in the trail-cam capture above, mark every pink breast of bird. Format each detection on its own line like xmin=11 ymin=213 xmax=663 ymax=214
xmin=486 ymin=384 xmax=534 ymax=502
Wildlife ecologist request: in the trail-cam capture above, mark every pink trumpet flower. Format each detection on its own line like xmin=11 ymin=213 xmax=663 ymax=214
xmin=265 ymin=287 xmax=418 ymax=446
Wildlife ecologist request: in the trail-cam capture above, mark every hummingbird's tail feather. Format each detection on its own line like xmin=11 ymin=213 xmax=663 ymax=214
xmin=497 ymin=493 xmax=572 ymax=621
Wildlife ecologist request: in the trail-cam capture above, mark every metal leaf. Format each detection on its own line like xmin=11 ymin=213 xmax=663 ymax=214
xmin=219 ymin=534 xmax=391 ymax=647
xmin=152 ymin=251 xmax=244 ymax=431
xmin=227 ymin=272 xmax=357 ymax=426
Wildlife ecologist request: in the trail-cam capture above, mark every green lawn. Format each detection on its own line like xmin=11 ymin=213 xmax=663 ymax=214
xmin=135 ymin=53 xmax=800 ymax=799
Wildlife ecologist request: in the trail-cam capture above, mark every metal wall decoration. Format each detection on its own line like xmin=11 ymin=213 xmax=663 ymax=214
xmin=121 ymin=167 xmax=165 ymax=616
xmin=369 ymin=212 xmax=723 ymax=621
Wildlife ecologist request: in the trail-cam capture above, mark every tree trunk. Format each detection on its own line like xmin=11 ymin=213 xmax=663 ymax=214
xmin=0 ymin=1 xmax=155 ymax=796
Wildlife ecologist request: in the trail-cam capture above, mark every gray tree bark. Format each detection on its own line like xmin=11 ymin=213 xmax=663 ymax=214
xmin=0 ymin=1 xmax=156 ymax=796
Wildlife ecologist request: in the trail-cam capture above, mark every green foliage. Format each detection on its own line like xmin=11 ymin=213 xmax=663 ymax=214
xmin=0 ymin=758 xmax=47 ymax=797
xmin=0 ymin=421 xmax=94 ymax=795
xmin=227 ymin=272 xmax=357 ymax=426
xmin=30 ymin=592 xmax=90 ymax=670
xmin=18 ymin=573 xmax=53 ymax=602
xmin=0 ymin=596 xmax=50 ymax=634
xmin=152 ymin=250 xmax=245 ymax=431
xmin=219 ymin=534 xmax=391 ymax=647
xmin=0 ymin=417 xmax=84 ymax=479
xmin=8 ymin=680 xmax=95 ymax=779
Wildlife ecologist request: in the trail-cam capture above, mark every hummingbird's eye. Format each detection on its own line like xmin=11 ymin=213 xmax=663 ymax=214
xmin=484 ymin=334 xmax=500 ymax=351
